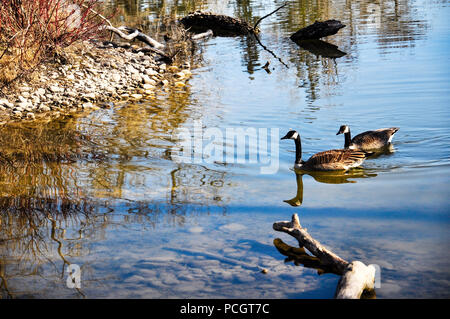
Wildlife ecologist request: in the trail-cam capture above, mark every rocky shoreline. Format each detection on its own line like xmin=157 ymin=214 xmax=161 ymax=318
xmin=0 ymin=40 xmax=192 ymax=124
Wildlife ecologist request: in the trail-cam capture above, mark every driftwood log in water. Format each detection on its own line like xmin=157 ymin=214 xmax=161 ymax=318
xmin=273 ymin=214 xmax=376 ymax=299
xmin=180 ymin=11 xmax=258 ymax=36
xmin=290 ymin=20 xmax=345 ymax=41
xmin=180 ymin=4 xmax=287 ymax=37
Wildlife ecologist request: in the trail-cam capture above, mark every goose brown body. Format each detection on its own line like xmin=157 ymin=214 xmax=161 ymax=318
xmin=300 ymin=149 xmax=367 ymax=171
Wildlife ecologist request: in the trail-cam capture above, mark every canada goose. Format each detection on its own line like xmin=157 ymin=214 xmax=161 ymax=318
xmin=281 ymin=130 xmax=368 ymax=171
xmin=336 ymin=125 xmax=399 ymax=151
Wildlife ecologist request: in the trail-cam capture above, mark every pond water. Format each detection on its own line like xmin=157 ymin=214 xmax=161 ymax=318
xmin=1 ymin=0 xmax=449 ymax=298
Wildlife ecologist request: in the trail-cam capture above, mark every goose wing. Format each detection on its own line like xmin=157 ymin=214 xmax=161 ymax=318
xmin=305 ymin=149 xmax=367 ymax=170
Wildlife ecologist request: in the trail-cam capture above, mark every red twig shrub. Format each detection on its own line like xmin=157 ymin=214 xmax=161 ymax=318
xmin=0 ymin=0 xmax=109 ymax=84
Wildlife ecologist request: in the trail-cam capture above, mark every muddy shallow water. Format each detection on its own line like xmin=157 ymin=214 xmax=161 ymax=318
xmin=0 ymin=0 xmax=449 ymax=298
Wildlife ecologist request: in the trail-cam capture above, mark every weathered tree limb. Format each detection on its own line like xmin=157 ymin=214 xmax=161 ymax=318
xmin=274 ymin=238 xmax=336 ymax=275
xmin=273 ymin=214 xmax=348 ymax=274
xmin=335 ymin=261 xmax=376 ymax=299
xmin=190 ymin=29 xmax=214 ymax=40
xmin=104 ymin=25 xmax=165 ymax=49
xmin=104 ymin=25 xmax=139 ymax=40
xmin=290 ymin=20 xmax=345 ymax=41
xmin=253 ymin=3 xmax=288 ymax=29
xmin=273 ymin=214 xmax=376 ymax=299
xmin=101 ymin=25 xmax=173 ymax=62
xmin=119 ymin=26 xmax=165 ymax=49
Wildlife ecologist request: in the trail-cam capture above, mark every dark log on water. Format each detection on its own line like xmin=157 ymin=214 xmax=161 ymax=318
xmin=180 ymin=4 xmax=287 ymax=37
xmin=180 ymin=11 xmax=257 ymax=36
xmin=290 ymin=20 xmax=345 ymax=41
xmin=273 ymin=214 xmax=377 ymax=299
xmin=293 ymin=39 xmax=346 ymax=58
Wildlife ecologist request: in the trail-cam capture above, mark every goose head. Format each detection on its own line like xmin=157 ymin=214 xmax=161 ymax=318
xmin=336 ymin=125 xmax=350 ymax=135
xmin=281 ymin=130 xmax=299 ymax=140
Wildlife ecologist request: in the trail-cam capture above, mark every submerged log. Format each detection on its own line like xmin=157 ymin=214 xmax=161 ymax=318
xmin=290 ymin=20 xmax=345 ymax=41
xmin=180 ymin=11 xmax=258 ymax=36
xmin=273 ymin=214 xmax=376 ymax=299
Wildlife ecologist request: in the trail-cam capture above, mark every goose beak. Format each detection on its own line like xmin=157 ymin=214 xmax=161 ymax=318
xmin=336 ymin=130 xmax=342 ymax=135
xmin=280 ymin=134 xmax=289 ymax=140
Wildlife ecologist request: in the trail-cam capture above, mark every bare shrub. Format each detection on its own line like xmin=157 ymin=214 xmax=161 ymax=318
xmin=0 ymin=0 xmax=110 ymax=85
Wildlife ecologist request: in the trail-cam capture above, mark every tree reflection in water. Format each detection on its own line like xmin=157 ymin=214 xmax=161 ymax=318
xmin=0 ymin=103 xmax=228 ymax=298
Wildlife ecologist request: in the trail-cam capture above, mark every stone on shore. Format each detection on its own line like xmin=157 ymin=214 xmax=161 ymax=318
xmin=0 ymin=39 xmax=193 ymax=122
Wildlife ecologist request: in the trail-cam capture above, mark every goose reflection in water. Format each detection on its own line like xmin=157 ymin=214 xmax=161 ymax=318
xmin=283 ymin=169 xmax=378 ymax=207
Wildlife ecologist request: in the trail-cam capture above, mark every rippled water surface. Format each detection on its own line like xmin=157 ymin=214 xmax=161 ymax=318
xmin=1 ymin=0 xmax=449 ymax=298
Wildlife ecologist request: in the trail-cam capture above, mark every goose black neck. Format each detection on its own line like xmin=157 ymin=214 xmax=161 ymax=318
xmin=294 ymin=135 xmax=302 ymax=164
xmin=344 ymin=130 xmax=352 ymax=148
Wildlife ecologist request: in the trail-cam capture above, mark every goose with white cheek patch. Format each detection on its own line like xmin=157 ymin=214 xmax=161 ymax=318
xmin=281 ymin=130 xmax=368 ymax=171
xmin=336 ymin=125 xmax=399 ymax=151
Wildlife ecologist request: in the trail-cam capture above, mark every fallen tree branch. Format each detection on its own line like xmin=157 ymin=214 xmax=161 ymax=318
xmin=104 ymin=26 xmax=139 ymax=41
xmin=274 ymin=238 xmax=336 ymax=275
xmin=104 ymin=25 xmax=165 ymax=49
xmin=273 ymin=213 xmax=376 ymax=299
xmin=190 ymin=29 xmax=214 ymax=40
xmin=253 ymin=3 xmax=288 ymax=29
